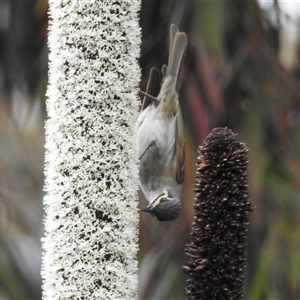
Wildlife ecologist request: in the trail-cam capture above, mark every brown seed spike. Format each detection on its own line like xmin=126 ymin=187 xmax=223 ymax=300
xmin=183 ymin=127 xmax=253 ymax=300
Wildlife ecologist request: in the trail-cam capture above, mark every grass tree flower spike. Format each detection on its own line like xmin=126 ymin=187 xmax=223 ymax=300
xmin=184 ymin=127 xmax=253 ymax=300
xmin=42 ymin=1 xmax=141 ymax=299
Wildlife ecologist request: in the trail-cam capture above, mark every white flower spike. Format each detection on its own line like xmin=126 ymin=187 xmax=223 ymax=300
xmin=42 ymin=1 xmax=140 ymax=299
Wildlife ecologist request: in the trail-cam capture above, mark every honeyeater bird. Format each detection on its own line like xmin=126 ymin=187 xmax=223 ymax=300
xmin=137 ymin=24 xmax=187 ymax=221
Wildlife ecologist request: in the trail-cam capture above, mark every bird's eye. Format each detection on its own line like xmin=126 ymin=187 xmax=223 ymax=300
xmin=153 ymin=195 xmax=169 ymax=207
xmin=160 ymin=197 xmax=168 ymax=203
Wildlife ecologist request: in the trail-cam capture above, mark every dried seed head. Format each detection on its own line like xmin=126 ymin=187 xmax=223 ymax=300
xmin=184 ymin=127 xmax=253 ymax=300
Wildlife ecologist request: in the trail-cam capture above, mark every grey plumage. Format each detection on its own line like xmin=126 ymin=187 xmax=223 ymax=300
xmin=137 ymin=24 xmax=187 ymax=221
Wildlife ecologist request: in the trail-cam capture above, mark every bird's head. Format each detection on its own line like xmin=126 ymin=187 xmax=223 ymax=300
xmin=140 ymin=191 xmax=181 ymax=221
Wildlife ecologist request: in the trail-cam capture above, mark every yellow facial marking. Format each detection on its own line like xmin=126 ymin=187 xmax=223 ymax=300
xmin=153 ymin=191 xmax=169 ymax=206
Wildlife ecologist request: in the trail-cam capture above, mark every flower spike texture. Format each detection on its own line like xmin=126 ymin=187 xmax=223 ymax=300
xmin=42 ymin=1 xmax=141 ymax=299
xmin=184 ymin=127 xmax=253 ymax=300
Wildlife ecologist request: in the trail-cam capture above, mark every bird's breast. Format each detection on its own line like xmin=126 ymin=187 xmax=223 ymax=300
xmin=137 ymin=105 xmax=178 ymax=202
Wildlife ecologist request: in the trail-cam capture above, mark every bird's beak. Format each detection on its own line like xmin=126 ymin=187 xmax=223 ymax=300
xmin=140 ymin=206 xmax=153 ymax=213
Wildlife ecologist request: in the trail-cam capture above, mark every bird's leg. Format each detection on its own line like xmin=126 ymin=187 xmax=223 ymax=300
xmin=139 ymin=90 xmax=159 ymax=103
xmin=139 ymin=140 xmax=156 ymax=160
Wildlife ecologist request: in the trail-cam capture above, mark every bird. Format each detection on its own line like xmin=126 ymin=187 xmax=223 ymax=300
xmin=137 ymin=24 xmax=187 ymax=221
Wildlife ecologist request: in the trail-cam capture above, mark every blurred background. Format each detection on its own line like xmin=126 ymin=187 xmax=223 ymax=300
xmin=0 ymin=0 xmax=300 ymax=299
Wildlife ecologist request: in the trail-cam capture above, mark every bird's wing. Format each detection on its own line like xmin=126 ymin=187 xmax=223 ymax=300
xmin=140 ymin=67 xmax=161 ymax=111
xmin=173 ymin=105 xmax=185 ymax=184
xmin=169 ymin=25 xmax=187 ymax=184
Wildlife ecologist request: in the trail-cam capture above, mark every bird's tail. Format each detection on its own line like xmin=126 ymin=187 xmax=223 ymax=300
xmin=167 ymin=24 xmax=188 ymax=91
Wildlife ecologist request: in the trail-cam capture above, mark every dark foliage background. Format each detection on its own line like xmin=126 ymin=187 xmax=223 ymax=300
xmin=0 ymin=0 xmax=300 ymax=299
